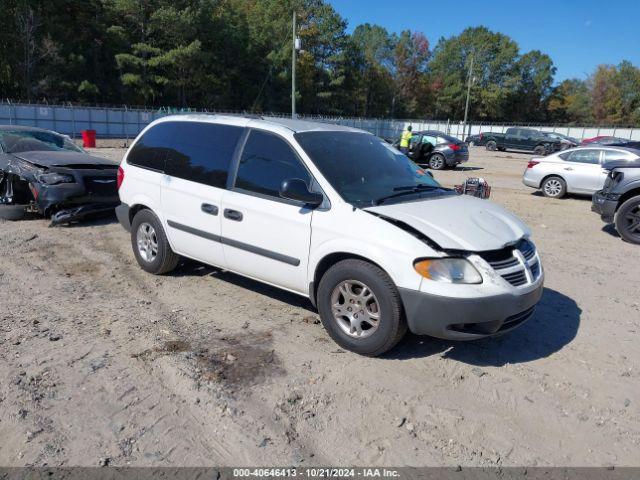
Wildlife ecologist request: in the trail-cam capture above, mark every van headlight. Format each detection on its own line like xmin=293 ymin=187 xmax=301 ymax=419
xmin=414 ymin=258 xmax=482 ymax=284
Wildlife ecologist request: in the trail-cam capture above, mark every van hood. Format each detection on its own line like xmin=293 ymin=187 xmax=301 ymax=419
xmin=365 ymin=194 xmax=530 ymax=251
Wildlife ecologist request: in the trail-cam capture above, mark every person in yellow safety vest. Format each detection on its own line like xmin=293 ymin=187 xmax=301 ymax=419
xmin=400 ymin=125 xmax=412 ymax=154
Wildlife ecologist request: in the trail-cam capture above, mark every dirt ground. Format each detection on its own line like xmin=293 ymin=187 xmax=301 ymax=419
xmin=1 ymin=146 xmax=638 ymax=467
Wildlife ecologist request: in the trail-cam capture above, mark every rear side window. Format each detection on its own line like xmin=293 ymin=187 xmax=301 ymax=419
xmin=164 ymin=122 xmax=243 ymax=188
xmin=235 ymin=130 xmax=311 ymax=198
xmin=565 ymin=149 xmax=600 ymax=164
xmin=603 ymin=150 xmax=634 ymax=161
xmin=127 ymin=122 xmax=176 ymax=171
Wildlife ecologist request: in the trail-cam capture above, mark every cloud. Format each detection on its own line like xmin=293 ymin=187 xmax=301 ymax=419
xmin=584 ymin=20 xmax=592 ymax=27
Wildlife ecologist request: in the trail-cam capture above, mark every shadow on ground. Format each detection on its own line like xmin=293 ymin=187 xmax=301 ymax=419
xmin=170 ymin=260 xmax=579 ymax=365
xmin=386 ymin=287 xmax=580 ymax=365
xmin=175 ymin=259 xmax=315 ymax=311
xmin=601 ymin=223 xmax=620 ymax=238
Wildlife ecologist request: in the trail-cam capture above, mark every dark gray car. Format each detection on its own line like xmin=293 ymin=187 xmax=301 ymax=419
xmin=0 ymin=125 xmax=119 ymax=224
xmin=398 ymin=131 xmax=469 ymax=170
xmin=592 ymin=157 xmax=640 ymax=244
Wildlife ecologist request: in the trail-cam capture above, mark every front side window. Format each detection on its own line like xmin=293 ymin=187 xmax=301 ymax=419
xmin=164 ymin=122 xmax=243 ymax=188
xmin=603 ymin=150 xmax=635 ymax=162
xmin=295 ymin=131 xmax=446 ymax=206
xmin=235 ymin=130 xmax=311 ymax=198
xmin=566 ymin=149 xmax=600 ymax=164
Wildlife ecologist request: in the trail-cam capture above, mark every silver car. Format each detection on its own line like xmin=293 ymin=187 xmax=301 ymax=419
xmin=522 ymin=146 xmax=640 ymax=198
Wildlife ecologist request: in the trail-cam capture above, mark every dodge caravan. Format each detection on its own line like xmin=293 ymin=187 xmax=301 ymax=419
xmin=116 ymin=115 xmax=544 ymax=356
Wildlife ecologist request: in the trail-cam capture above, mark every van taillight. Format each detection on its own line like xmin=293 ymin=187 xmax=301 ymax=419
xmin=527 ymin=160 xmax=540 ymax=169
xmin=117 ymin=166 xmax=125 ymax=189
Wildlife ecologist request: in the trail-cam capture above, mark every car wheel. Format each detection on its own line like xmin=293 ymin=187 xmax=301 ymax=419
xmin=428 ymin=153 xmax=446 ymax=170
xmin=0 ymin=204 xmax=30 ymax=221
xmin=533 ymin=145 xmax=546 ymax=156
xmin=614 ymin=196 xmax=640 ymax=244
xmin=131 ymin=209 xmax=180 ymax=274
xmin=486 ymin=140 xmax=497 ymax=151
xmin=541 ymin=176 xmax=566 ymax=198
xmin=317 ymin=259 xmax=407 ymax=356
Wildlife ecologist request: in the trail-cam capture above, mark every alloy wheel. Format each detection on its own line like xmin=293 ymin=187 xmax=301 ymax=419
xmin=330 ymin=280 xmax=381 ymax=338
xmin=136 ymin=222 xmax=158 ymax=263
xmin=544 ymin=179 xmax=563 ymax=197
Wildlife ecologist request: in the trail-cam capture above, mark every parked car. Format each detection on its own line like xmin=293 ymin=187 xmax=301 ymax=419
xmin=608 ymin=140 xmax=640 ymax=150
xmin=0 ymin=125 xmax=119 ymax=224
xmin=522 ymin=146 xmax=640 ymax=198
xmin=541 ymin=132 xmax=579 ymax=150
xmin=465 ymin=133 xmax=485 ymax=146
xmin=592 ymin=158 xmax=640 ymax=244
xmin=394 ymin=130 xmax=469 ymax=170
xmin=116 ymin=115 xmax=543 ymax=356
xmin=581 ymin=136 xmax=629 ymax=146
xmin=483 ymin=128 xmax=561 ymax=155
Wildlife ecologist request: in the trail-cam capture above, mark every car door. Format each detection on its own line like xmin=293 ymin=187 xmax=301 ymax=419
xmin=221 ymin=128 xmax=314 ymax=294
xmin=505 ymin=129 xmax=520 ymax=149
xmin=160 ymin=121 xmax=245 ymax=268
xmin=561 ymin=149 xmax=603 ymax=193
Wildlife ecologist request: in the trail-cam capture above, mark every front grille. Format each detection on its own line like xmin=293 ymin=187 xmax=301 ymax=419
xmin=85 ymin=176 xmax=118 ymax=196
xmin=478 ymin=239 xmax=540 ymax=288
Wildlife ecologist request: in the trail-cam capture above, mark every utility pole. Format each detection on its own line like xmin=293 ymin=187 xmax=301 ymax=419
xmin=462 ymin=53 xmax=474 ymax=140
xmin=291 ymin=11 xmax=296 ymax=118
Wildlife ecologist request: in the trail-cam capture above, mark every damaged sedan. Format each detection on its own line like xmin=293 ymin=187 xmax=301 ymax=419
xmin=0 ymin=125 xmax=119 ymax=225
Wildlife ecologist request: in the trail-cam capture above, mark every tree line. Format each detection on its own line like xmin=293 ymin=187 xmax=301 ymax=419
xmin=2 ymin=0 xmax=639 ymax=125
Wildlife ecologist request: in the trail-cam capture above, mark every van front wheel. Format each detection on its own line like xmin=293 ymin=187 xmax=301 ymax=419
xmin=317 ymin=259 xmax=407 ymax=356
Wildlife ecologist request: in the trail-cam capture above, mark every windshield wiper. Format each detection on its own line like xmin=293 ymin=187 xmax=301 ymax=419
xmin=374 ymin=185 xmax=442 ymax=205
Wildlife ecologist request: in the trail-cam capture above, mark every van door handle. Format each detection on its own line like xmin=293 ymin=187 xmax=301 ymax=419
xmin=201 ymin=203 xmax=218 ymax=216
xmin=564 ymin=167 xmax=574 ymax=171
xmin=224 ymin=209 xmax=243 ymax=221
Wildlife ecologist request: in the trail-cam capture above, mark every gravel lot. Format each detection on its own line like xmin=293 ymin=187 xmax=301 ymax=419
xmin=0 ymin=146 xmax=638 ymax=467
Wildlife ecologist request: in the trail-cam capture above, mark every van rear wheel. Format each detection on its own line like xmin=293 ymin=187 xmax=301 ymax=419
xmin=317 ymin=259 xmax=406 ymax=356
xmin=131 ymin=209 xmax=180 ymax=274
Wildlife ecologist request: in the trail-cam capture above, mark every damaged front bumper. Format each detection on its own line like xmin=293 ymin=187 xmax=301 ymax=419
xmin=1 ymin=157 xmax=119 ymax=225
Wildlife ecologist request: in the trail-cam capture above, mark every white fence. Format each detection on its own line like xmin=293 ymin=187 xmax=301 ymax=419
xmin=2 ymin=100 xmax=639 ymax=142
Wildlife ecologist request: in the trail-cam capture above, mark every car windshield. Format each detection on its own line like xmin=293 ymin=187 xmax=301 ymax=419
xmin=295 ymin=131 xmax=449 ymax=206
xmin=0 ymin=130 xmax=83 ymax=154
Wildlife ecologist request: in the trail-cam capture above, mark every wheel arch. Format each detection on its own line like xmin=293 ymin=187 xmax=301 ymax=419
xmin=539 ymin=173 xmax=566 ymax=190
xmin=309 ymin=252 xmax=393 ymax=308
xmin=616 ymin=187 xmax=640 ymax=211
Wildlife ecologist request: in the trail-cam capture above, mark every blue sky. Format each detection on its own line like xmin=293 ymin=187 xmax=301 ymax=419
xmin=329 ymin=0 xmax=640 ymax=83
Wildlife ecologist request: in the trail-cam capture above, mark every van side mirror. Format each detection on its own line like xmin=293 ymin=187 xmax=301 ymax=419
xmin=280 ymin=178 xmax=323 ymax=206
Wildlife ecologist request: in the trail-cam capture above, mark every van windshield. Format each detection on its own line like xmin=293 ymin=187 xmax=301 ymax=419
xmin=295 ymin=131 xmax=450 ymax=206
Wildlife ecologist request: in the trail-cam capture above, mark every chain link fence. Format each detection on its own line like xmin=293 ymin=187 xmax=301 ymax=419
xmin=2 ymin=99 xmax=639 ymax=143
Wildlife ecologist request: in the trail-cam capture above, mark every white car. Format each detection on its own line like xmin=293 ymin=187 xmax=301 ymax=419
xmin=522 ymin=146 xmax=640 ymax=198
xmin=116 ymin=115 xmax=544 ymax=356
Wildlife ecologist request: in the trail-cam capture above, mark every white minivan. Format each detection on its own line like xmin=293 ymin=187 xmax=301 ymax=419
xmin=116 ymin=115 xmax=544 ymax=356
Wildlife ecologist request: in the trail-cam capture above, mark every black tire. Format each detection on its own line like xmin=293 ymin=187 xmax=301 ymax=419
xmin=497 ymin=146 xmax=506 ymax=151
xmin=428 ymin=153 xmax=447 ymax=170
xmin=541 ymin=176 xmax=567 ymax=198
xmin=130 ymin=209 xmax=180 ymax=274
xmin=533 ymin=145 xmax=546 ymax=156
xmin=614 ymin=196 xmax=640 ymax=244
xmin=317 ymin=259 xmax=407 ymax=356
xmin=486 ymin=140 xmax=497 ymax=151
xmin=0 ymin=204 xmax=29 ymax=221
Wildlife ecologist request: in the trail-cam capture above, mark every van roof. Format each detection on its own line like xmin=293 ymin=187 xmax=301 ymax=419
xmin=155 ymin=114 xmax=366 ymax=134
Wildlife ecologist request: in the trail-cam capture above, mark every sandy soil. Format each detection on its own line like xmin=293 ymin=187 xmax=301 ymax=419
xmin=0 ymin=147 xmax=638 ymax=467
